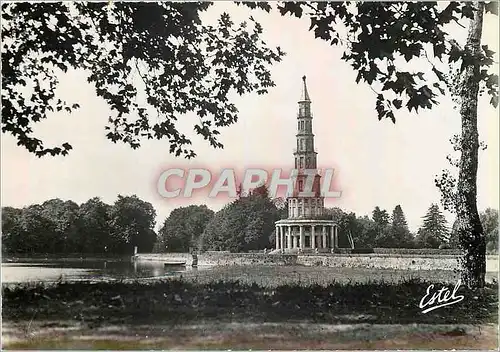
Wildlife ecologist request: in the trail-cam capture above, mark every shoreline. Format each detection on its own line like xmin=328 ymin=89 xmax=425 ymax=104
xmin=134 ymin=252 xmax=500 ymax=272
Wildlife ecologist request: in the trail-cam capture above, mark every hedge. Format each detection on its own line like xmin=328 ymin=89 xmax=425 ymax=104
xmin=372 ymin=248 xmax=462 ymax=255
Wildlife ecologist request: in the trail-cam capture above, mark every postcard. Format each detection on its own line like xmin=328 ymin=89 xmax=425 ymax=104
xmin=2 ymin=1 xmax=498 ymax=350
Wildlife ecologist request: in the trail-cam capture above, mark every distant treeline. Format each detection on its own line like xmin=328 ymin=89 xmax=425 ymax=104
xmin=2 ymin=187 xmax=498 ymax=255
xmin=156 ymin=186 xmax=283 ymax=253
xmin=155 ymin=186 xmax=498 ymax=253
xmin=2 ymin=196 xmax=157 ymax=255
xmin=156 ymin=185 xmax=498 ymax=254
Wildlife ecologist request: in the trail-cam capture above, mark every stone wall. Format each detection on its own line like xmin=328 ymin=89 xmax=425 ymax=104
xmin=298 ymin=254 xmax=452 ymax=271
xmin=135 ymin=253 xmax=193 ymax=265
xmin=134 ymin=252 xmax=499 ymax=272
xmin=196 ymin=253 xmax=297 ymax=266
xmin=135 ymin=252 xmax=297 ymax=267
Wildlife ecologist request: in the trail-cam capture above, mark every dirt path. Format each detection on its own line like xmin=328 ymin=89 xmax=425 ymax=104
xmin=3 ymin=321 xmax=498 ymax=350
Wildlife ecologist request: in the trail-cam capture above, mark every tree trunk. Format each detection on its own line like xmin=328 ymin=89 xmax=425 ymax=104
xmin=456 ymin=2 xmax=486 ymax=289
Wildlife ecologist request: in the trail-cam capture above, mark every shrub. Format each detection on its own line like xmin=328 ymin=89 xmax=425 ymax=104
xmin=372 ymin=248 xmax=461 ymax=255
xmin=351 ymin=248 xmax=374 ymax=254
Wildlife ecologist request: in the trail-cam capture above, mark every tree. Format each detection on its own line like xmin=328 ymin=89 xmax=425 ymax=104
xmin=1 ymin=2 xmax=284 ymax=157
xmin=275 ymin=2 xmax=497 ymax=288
xmin=370 ymin=206 xmax=395 ymax=247
xmin=336 ymin=211 xmax=358 ymax=248
xmin=415 ymin=228 xmax=443 ymax=249
xmin=451 ymin=2 xmax=490 ymax=288
xmin=372 ymin=207 xmax=390 ymax=227
xmin=479 ymin=208 xmax=498 ymax=254
xmin=447 ymin=211 xmax=496 ymax=252
xmin=108 ymin=195 xmax=157 ymax=254
xmin=201 ymin=185 xmax=280 ymax=252
xmin=374 ymin=225 xmax=398 ymax=248
xmin=269 ymin=197 xmax=288 ymax=246
xmin=327 ymin=207 xmax=346 ymax=223
xmin=416 ymin=204 xmax=449 ymax=248
xmin=486 ymin=226 xmax=498 ymax=254
xmin=1 ymin=207 xmax=23 ymax=254
xmin=17 ymin=205 xmax=57 ymax=254
xmin=323 ymin=208 xmax=413 ymax=249
xmin=389 ymin=205 xmax=414 ymax=248
xmin=198 ymin=205 xmax=233 ymax=251
xmin=391 ymin=205 xmax=408 ymax=230
xmin=354 ymin=215 xmax=379 ymax=249
xmin=158 ymin=205 xmax=214 ymax=252
xmin=40 ymin=199 xmax=80 ymax=253
xmin=77 ymin=197 xmax=113 ymax=253
xmin=449 ymin=219 xmax=461 ymax=249
xmin=448 ymin=210 xmax=496 ymax=253
xmin=2 ymin=196 xmax=162 ymax=255
xmin=3 ymin=202 xmax=82 ymax=254
xmin=324 ymin=208 xmax=361 ymax=248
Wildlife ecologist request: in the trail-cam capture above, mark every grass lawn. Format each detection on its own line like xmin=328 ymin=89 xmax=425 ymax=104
xmin=177 ymin=265 xmax=499 ymax=286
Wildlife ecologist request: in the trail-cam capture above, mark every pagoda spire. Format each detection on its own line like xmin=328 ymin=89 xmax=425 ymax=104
xmin=294 ymin=75 xmax=317 ymax=171
xmin=300 ymin=75 xmax=310 ymax=102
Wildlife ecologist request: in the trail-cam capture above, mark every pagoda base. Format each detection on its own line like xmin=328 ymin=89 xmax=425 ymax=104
xmin=274 ymin=219 xmax=338 ymax=251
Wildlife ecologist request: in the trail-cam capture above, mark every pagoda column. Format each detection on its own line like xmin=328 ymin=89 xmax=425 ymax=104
xmin=287 ymin=226 xmax=292 ymax=249
xmin=281 ymin=226 xmax=286 ymax=251
xmin=275 ymin=226 xmax=280 ymax=250
xmin=334 ymin=225 xmax=339 ymax=249
xmin=299 ymin=225 xmax=304 ymax=249
xmin=322 ymin=226 xmax=326 ymax=248
xmin=330 ymin=226 xmax=334 ymax=249
xmin=311 ymin=225 xmax=316 ymax=249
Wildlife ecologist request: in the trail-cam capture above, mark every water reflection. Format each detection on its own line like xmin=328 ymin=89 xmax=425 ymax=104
xmin=1 ymin=258 xmax=193 ymax=283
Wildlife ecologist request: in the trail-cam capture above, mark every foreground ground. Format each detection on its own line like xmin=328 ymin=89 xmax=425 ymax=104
xmin=2 ymin=275 xmax=498 ymax=350
xmin=3 ymin=321 xmax=498 ymax=350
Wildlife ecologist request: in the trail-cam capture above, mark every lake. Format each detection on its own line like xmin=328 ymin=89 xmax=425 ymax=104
xmin=1 ymin=258 xmax=198 ymax=283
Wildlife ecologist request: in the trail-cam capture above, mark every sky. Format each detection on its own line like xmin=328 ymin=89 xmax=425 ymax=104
xmin=1 ymin=2 xmax=499 ymax=232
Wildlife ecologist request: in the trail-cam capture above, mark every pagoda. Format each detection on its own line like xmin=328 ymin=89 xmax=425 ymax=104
xmin=274 ymin=76 xmax=339 ymax=253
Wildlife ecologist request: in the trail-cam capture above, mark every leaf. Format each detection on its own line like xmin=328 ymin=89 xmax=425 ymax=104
xmin=406 ymin=96 xmax=420 ymax=113
xmin=392 ymin=99 xmax=402 ymax=109
xmin=62 ymin=143 xmax=73 ymax=151
xmin=448 ymin=45 xmax=463 ymax=63
xmin=433 ymin=82 xmax=445 ymax=95
xmin=432 ymin=43 xmax=445 ymax=60
xmin=481 ymin=45 xmax=495 ymax=59
xmin=490 ymin=95 xmax=498 ymax=108
xmin=460 ymin=4 xmax=475 ymax=19
xmin=278 ymin=2 xmax=303 ymax=17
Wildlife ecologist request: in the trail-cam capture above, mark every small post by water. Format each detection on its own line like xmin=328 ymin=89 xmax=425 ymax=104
xmin=131 ymin=246 xmax=138 ymax=262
